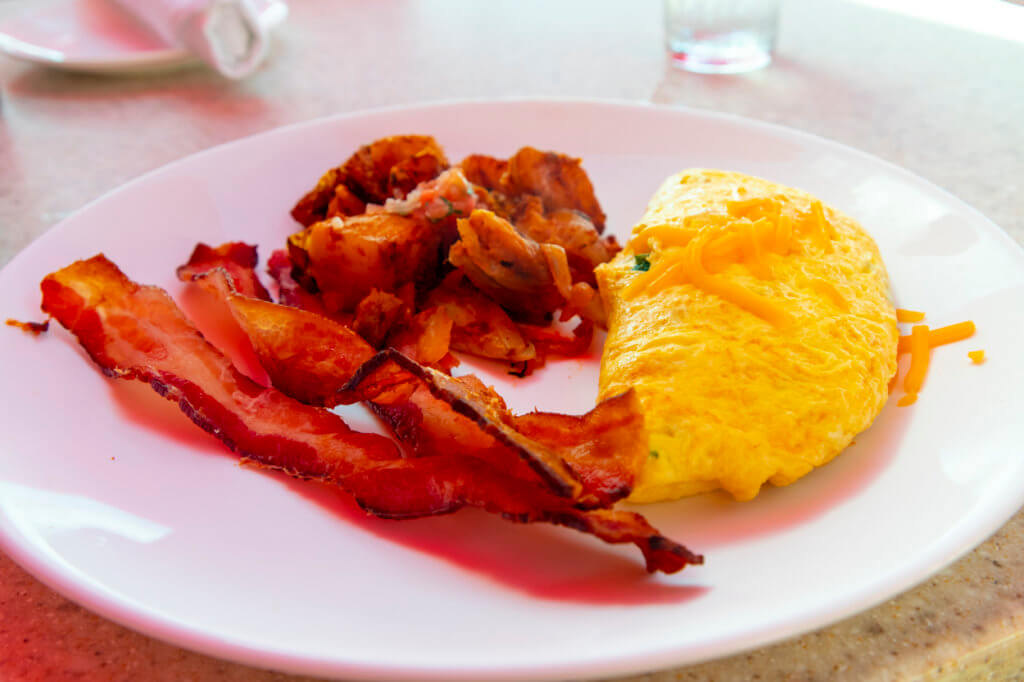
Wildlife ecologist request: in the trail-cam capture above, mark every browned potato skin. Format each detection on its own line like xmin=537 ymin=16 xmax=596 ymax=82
xmin=290 ymin=135 xmax=448 ymax=226
xmin=289 ymin=213 xmax=443 ymax=313
xmin=513 ymin=197 xmax=617 ymax=286
xmin=291 ymin=167 xmax=342 ymax=227
xmin=344 ymin=135 xmax=449 ymax=204
xmin=425 ymin=274 xmax=537 ymax=362
xmin=326 ymin=184 xmax=366 ymax=219
xmin=352 ymin=288 xmax=411 ymax=348
xmin=448 ymin=210 xmax=565 ymax=320
xmin=504 ymin=147 xmax=606 ymax=232
xmin=459 ymin=154 xmax=508 ymax=190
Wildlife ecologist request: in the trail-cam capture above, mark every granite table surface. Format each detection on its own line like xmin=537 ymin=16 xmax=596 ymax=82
xmin=1 ymin=0 xmax=1023 ymax=680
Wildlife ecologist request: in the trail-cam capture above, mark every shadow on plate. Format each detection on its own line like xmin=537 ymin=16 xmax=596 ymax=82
xmin=275 ymin=472 xmax=709 ymax=607
xmin=641 ymin=388 xmax=912 ymax=550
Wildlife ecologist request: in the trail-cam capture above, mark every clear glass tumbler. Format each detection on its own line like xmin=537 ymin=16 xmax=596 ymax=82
xmin=664 ymin=0 xmax=781 ymax=74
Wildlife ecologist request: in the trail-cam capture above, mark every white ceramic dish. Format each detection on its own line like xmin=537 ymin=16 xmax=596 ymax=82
xmin=0 ymin=0 xmax=287 ymax=74
xmin=1 ymin=100 xmax=1022 ymax=681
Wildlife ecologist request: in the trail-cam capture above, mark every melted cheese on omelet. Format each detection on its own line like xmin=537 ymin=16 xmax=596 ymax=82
xmin=596 ymin=170 xmax=898 ymax=502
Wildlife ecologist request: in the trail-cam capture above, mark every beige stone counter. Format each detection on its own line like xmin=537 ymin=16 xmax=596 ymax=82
xmin=1 ymin=0 xmax=1022 ymax=679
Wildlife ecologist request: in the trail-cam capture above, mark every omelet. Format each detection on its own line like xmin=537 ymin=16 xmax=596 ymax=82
xmin=596 ymin=170 xmax=898 ymax=502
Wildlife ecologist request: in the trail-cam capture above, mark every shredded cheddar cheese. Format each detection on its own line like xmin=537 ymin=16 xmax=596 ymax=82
xmin=775 ymin=213 xmax=793 ymax=256
xmin=809 ymin=200 xmax=835 ymax=253
xmin=897 ymin=393 xmax=918 ymax=407
xmin=808 ymin=277 xmax=849 ymax=312
xmin=897 ymin=320 xmax=976 ymax=353
xmin=685 ymin=228 xmax=793 ymax=327
xmin=896 ymin=309 xmax=925 ymax=323
xmin=902 ymin=324 xmax=931 ymax=394
xmin=622 ymin=196 xmax=836 ymax=326
xmin=894 ymin=318 xmax=978 ymax=406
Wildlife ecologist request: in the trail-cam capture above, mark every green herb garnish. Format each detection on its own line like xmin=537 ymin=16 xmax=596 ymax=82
xmin=649 ymin=450 xmax=660 ymax=459
xmin=633 ymin=253 xmax=651 ymax=272
xmin=441 ymin=197 xmax=463 ymax=217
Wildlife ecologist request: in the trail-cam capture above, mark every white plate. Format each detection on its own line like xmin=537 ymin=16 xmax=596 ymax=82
xmin=0 ymin=0 xmax=287 ymax=74
xmin=1 ymin=100 xmax=1023 ymax=681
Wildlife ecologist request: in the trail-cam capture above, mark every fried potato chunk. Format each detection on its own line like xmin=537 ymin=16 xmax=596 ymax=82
xmin=505 ymin=147 xmax=606 ymax=231
xmin=291 ymin=135 xmax=449 ymax=226
xmin=424 ymin=273 xmax=537 ymax=362
xmin=514 ymin=197 xmax=619 ymax=286
xmin=459 ymin=154 xmax=508 ymax=190
xmin=448 ymin=209 xmax=566 ymax=320
xmin=288 ymin=213 xmax=443 ymax=313
xmin=346 ymin=134 xmax=449 ymax=204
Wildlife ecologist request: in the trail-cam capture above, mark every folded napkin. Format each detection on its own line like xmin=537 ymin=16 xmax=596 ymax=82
xmin=111 ymin=0 xmax=285 ymax=78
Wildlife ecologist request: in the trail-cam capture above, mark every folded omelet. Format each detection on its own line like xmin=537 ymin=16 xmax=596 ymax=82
xmin=596 ymin=170 xmax=898 ymax=502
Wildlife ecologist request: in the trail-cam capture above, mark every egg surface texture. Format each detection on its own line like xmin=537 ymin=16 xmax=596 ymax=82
xmin=596 ymin=170 xmax=898 ymax=502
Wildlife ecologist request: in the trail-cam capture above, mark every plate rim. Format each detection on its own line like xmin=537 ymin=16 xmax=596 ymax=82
xmin=2 ymin=96 xmax=1023 ymax=681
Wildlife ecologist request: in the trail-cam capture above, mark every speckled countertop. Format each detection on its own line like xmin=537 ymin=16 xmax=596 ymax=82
xmin=1 ymin=1 xmax=1023 ymax=680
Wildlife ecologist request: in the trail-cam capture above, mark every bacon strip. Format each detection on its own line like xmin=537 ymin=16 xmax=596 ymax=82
xmin=41 ymin=255 xmax=700 ymax=573
xmin=42 ymin=256 xmax=401 ymax=479
xmin=6 ymin=318 xmax=49 ymax=335
xmin=513 ymin=390 xmax=645 ymax=508
xmin=177 ymin=267 xmax=580 ymax=499
xmin=342 ymin=350 xmax=650 ymax=509
xmin=175 ymin=242 xmax=271 ymax=301
xmin=344 ymin=454 xmax=701 ymax=573
xmin=266 ymin=249 xmax=338 ymax=318
xmin=344 ymin=350 xmax=581 ymax=499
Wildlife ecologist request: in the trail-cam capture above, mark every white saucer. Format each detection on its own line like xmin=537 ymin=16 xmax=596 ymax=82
xmin=0 ymin=0 xmax=287 ymax=75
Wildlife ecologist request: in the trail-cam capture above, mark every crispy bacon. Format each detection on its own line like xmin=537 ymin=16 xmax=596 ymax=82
xmin=343 ymin=455 xmax=701 ymax=573
xmin=344 ymin=378 xmax=696 ymax=571
xmin=40 ymin=255 xmax=699 ymax=572
xmin=6 ymin=318 xmax=49 ymax=335
xmin=343 ymin=350 xmax=649 ymax=509
xmin=265 ymin=249 xmax=351 ymax=324
xmin=344 ymin=351 xmax=580 ymax=498
xmin=42 ymin=256 xmax=401 ymax=478
xmin=175 ymin=242 xmax=271 ymax=301
xmin=512 ymin=390 xmax=645 ymax=510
